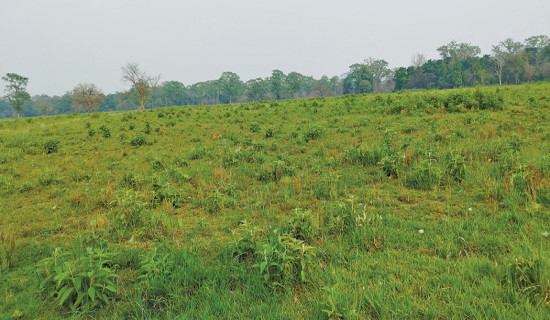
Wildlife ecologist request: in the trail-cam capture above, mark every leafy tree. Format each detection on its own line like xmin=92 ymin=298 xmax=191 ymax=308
xmin=287 ymin=72 xmax=311 ymax=98
xmin=2 ymin=73 xmax=31 ymax=117
xmin=393 ymin=67 xmax=408 ymax=91
xmin=269 ymin=70 xmax=291 ymax=100
xmin=72 ymin=83 xmax=104 ymax=114
xmin=218 ymin=72 xmax=244 ymax=104
xmin=33 ymin=96 xmax=53 ymax=116
xmin=315 ymin=76 xmax=333 ymax=97
xmin=121 ymin=63 xmax=160 ymax=111
xmin=343 ymin=63 xmax=373 ymax=94
xmin=492 ymin=44 xmax=507 ymax=85
xmin=505 ymin=54 xmax=528 ymax=84
xmin=437 ymin=41 xmax=481 ymax=60
xmin=329 ymin=76 xmax=341 ymax=95
xmin=364 ymin=58 xmax=391 ymax=92
xmin=246 ymin=78 xmax=269 ymax=101
xmin=160 ymin=81 xmax=188 ymax=106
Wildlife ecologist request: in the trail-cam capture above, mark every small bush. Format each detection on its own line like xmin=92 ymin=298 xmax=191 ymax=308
xmin=130 ymin=134 xmax=146 ymax=147
xmin=38 ymin=245 xmax=118 ymax=311
xmin=304 ymin=127 xmax=322 ymax=142
xmin=43 ymin=140 xmax=60 ymax=154
xmin=100 ymin=125 xmax=111 ymax=138
xmin=259 ymin=160 xmax=295 ymax=182
xmin=250 ymin=123 xmax=260 ymax=133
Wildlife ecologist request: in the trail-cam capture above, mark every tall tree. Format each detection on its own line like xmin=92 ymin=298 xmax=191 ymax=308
xmin=437 ymin=41 xmax=481 ymax=60
xmin=72 ymin=83 xmax=104 ymax=114
xmin=492 ymin=45 xmax=507 ymax=85
xmin=246 ymin=78 xmax=269 ymax=101
xmin=33 ymin=96 xmax=53 ymax=116
xmin=218 ymin=72 xmax=244 ymax=104
xmin=160 ymin=81 xmax=188 ymax=106
xmin=121 ymin=63 xmax=160 ymax=111
xmin=343 ymin=63 xmax=373 ymax=94
xmin=364 ymin=58 xmax=391 ymax=92
xmin=269 ymin=70 xmax=291 ymax=100
xmin=2 ymin=73 xmax=31 ymax=117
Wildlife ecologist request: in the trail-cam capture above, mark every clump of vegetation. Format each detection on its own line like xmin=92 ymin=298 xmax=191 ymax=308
xmin=0 ymin=230 xmax=16 ymax=272
xmin=43 ymin=139 xmax=60 ymax=153
xmin=130 ymin=134 xmax=146 ymax=146
xmin=38 ymin=230 xmax=117 ymax=311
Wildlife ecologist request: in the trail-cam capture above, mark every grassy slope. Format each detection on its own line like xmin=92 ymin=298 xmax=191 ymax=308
xmin=0 ymin=83 xmax=549 ymax=319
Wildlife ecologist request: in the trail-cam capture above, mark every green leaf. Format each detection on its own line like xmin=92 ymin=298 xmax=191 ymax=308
xmin=105 ymin=285 xmax=116 ymax=292
xmin=73 ymin=276 xmax=82 ymax=291
xmin=58 ymin=287 xmax=74 ymax=306
xmin=88 ymin=287 xmax=96 ymax=301
xmin=74 ymin=292 xmax=85 ymax=309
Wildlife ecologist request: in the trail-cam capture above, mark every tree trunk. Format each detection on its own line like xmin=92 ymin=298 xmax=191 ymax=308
xmin=140 ymin=96 xmax=145 ymax=112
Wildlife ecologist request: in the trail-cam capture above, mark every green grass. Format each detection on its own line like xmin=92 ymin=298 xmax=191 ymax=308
xmin=0 ymin=83 xmax=549 ymax=319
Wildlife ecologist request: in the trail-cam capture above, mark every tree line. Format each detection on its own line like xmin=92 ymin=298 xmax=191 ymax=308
xmin=1 ymin=35 xmax=549 ymax=118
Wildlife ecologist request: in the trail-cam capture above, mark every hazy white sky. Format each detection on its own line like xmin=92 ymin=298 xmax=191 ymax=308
xmin=1 ymin=0 xmax=549 ymax=96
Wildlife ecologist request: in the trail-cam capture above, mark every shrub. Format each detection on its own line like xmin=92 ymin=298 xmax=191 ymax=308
xmin=130 ymin=134 xmax=146 ymax=147
xmin=304 ymin=126 xmax=322 ymax=142
xmin=474 ymin=87 xmax=504 ymax=110
xmin=378 ymin=153 xmax=400 ymax=177
xmin=232 ymin=220 xmax=264 ymax=263
xmin=38 ymin=245 xmax=118 ymax=311
xmin=250 ymin=123 xmax=260 ymax=133
xmin=265 ymin=128 xmax=274 ymax=138
xmin=259 ymin=160 xmax=295 ymax=182
xmin=43 ymin=139 xmax=60 ymax=154
xmin=100 ymin=125 xmax=111 ymax=138
xmin=252 ymin=230 xmax=316 ymax=285
xmin=444 ymin=151 xmax=466 ymax=182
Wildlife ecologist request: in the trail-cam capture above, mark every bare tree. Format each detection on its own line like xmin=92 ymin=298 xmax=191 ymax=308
xmin=411 ymin=53 xmax=427 ymax=68
xmin=72 ymin=83 xmax=104 ymax=114
xmin=121 ymin=63 xmax=160 ymax=112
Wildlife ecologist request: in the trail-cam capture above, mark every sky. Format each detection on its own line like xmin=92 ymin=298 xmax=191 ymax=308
xmin=1 ymin=0 xmax=549 ymax=96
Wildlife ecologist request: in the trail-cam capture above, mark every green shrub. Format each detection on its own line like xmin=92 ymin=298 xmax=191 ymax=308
xmin=474 ymin=87 xmax=504 ymax=110
xmin=252 ymin=230 xmax=316 ymax=285
xmin=43 ymin=139 xmax=60 ymax=154
xmin=259 ymin=160 xmax=295 ymax=182
xmin=100 ymin=125 xmax=111 ymax=138
xmin=265 ymin=128 xmax=274 ymax=138
xmin=130 ymin=134 xmax=146 ymax=147
xmin=232 ymin=220 xmax=264 ymax=263
xmin=444 ymin=151 xmax=466 ymax=182
xmin=304 ymin=126 xmax=322 ymax=142
xmin=284 ymin=209 xmax=318 ymax=242
xmin=38 ymin=246 xmax=118 ymax=311
xmin=250 ymin=123 xmax=260 ymax=133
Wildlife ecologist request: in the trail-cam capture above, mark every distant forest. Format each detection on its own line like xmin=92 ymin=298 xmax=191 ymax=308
xmin=1 ymin=35 xmax=549 ymax=118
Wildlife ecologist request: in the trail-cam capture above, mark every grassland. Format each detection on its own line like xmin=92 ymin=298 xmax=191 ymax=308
xmin=0 ymin=83 xmax=549 ymax=319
